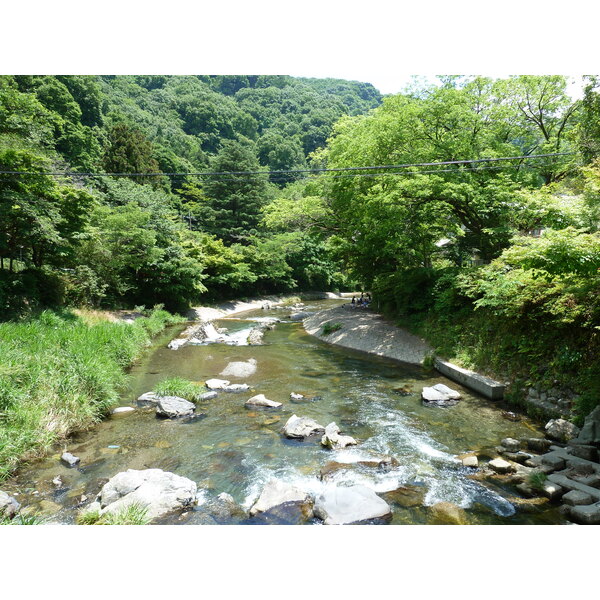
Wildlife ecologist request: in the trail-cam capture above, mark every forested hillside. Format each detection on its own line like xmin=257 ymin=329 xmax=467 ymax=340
xmin=0 ymin=74 xmax=381 ymax=314
xmin=1 ymin=74 xmax=600 ymax=420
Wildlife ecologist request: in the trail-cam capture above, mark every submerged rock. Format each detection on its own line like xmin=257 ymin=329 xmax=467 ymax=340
xmin=289 ymin=311 xmax=310 ymax=321
xmin=313 ymin=485 xmax=392 ymax=525
xmin=245 ymin=394 xmax=282 ymax=408
xmin=205 ymin=378 xmax=231 ymax=390
xmin=156 ymin=396 xmax=196 ymax=419
xmin=85 ymin=468 xmax=197 ymax=522
xmin=321 ymin=422 xmax=358 ymax=450
xmin=220 ymin=359 xmax=257 ymax=378
xmin=500 ymin=438 xmax=521 ymax=453
xmin=249 ymin=480 xmax=313 ymax=520
xmin=61 ymin=452 xmax=80 ymax=467
xmin=428 ymin=502 xmax=468 ymax=525
xmin=199 ymin=391 xmax=218 ymax=401
xmin=282 ymin=414 xmax=325 ymax=439
xmin=111 ymin=406 xmax=135 ymax=415
xmin=421 ymin=383 xmax=461 ymax=406
xmin=223 ymin=383 xmax=250 ymax=393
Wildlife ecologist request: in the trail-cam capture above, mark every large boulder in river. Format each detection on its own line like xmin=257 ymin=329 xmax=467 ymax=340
xmin=313 ymin=485 xmax=392 ymax=524
xmin=0 ymin=491 xmax=20 ymax=519
xmin=421 ymin=383 xmax=461 ymax=406
xmin=282 ymin=414 xmax=325 ymax=439
xmin=87 ymin=468 xmax=197 ymax=521
xmin=545 ymin=418 xmax=580 ymax=443
xmin=245 ymin=394 xmax=282 ymax=408
xmin=156 ymin=396 xmax=195 ymax=419
xmin=321 ymin=422 xmax=358 ymax=449
xmin=249 ymin=480 xmax=313 ymax=520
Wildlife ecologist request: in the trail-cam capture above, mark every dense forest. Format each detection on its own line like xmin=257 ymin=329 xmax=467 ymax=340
xmin=1 ymin=74 xmax=600 ymax=422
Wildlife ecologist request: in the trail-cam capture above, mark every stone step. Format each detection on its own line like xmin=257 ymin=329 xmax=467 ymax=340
xmin=434 ymin=359 xmax=505 ymax=400
xmin=547 ymin=474 xmax=600 ymax=501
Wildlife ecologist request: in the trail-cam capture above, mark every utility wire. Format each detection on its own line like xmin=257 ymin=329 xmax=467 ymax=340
xmin=0 ymin=152 xmax=576 ymax=178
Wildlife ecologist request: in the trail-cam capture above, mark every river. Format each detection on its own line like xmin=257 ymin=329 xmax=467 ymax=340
xmin=5 ymin=299 xmax=566 ymax=524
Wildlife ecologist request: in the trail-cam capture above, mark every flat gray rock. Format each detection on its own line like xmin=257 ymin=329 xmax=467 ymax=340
xmin=223 ymin=383 xmax=250 ymax=393
xmin=314 ymin=485 xmax=392 ymax=524
xmin=156 ymin=396 xmax=195 ymax=419
xmin=283 ymin=414 xmax=325 ymax=439
xmin=199 ymin=391 xmax=218 ymax=401
xmin=249 ymin=480 xmax=313 ymax=519
xmin=422 ymin=384 xmax=461 ymax=406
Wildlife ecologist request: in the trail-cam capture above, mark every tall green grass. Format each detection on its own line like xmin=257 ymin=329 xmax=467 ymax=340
xmin=0 ymin=307 xmax=183 ymax=480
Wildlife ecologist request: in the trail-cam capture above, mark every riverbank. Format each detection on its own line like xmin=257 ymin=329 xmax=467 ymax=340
xmin=187 ymin=291 xmax=347 ymax=322
xmin=0 ymin=307 xmax=183 ymax=480
xmin=304 ymin=305 xmax=432 ymax=365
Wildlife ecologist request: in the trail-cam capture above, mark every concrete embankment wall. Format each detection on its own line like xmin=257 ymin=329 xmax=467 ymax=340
xmin=434 ymin=358 xmax=505 ymax=400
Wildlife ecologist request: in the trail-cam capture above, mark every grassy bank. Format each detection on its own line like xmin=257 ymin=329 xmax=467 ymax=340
xmin=394 ymin=306 xmax=599 ymax=424
xmin=0 ymin=307 xmax=183 ymax=480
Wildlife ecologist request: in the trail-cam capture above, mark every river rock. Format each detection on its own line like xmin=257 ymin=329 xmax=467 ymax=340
xmin=462 ymin=455 xmax=479 ymax=468
xmin=524 ymin=437 xmax=552 ymax=453
xmin=245 ymin=394 xmax=282 ymax=408
xmin=86 ymin=468 xmax=197 ymax=521
xmin=545 ymin=419 xmax=580 ymax=443
xmin=574 ymin=406 xmax=600 ymax=446
xmin=421 ymin=383 xmax=461 ymax=406
xmin=488 ymin=458 xmax=514 ymax=474
xmin=199 ymin=391 xmax=218 ymax=401
xmin=137 ymin=391 xmax=160 ymax=406
xmin=61 ymin=452 xmax=80 ymax=467
xmin=156 ymin=396 xmax=196 ymax=419
xmin=501 ymin=438 xmax=521 ymax=452
xmin=205 ymin=378 xmax=231 ymax=390
xmin=562 ymin=489 xmax=594 ymax=506
xmin=289 ymin=311 xmax=310 ymax=321
xmin=247 ymin=326 xmax=267 ymax=345
xmin=223 ymin=383 xmax=250 ymax=393
xmin=249 ymin=480 xmax=313 ymax=519
xmin=321 ymin=422 xmax=358 ymax=449
xmin=283 ymin=414 xmax=325 ymax=439
xmin=313 ymin=485 xmax=392 ymax=524
xmin=220 ymin=359 xmax=257 ymax=378
xmin=428 ymin=502 xmax=468 ymax=525
xmin=0 ymin=491 xmax=20 ymax=518
xmin=290 ymin=392 xmax=304 ymax=401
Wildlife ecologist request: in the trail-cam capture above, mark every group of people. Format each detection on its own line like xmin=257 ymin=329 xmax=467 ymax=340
xmin=350 ymin=292 xmax=372 ymax=308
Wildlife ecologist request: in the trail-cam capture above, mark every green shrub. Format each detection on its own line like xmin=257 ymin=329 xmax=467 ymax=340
xmin=153 ymin=376 xmax=206 ymax=402
xmin=321 ymin=322 xmax=343 ymax=335
xmin=0 ymin=307 xmax=183 ymax=480
xmin=528 ymin=471 xmax=548 ymax=491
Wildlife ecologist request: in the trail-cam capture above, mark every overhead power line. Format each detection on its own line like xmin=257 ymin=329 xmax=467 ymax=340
xmin=0 ymin=152 xmax=576 ymax=178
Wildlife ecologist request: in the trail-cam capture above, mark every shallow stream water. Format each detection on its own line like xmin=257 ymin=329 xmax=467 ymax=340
xmin=6 ymin=299 xmax=566 ymax=524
